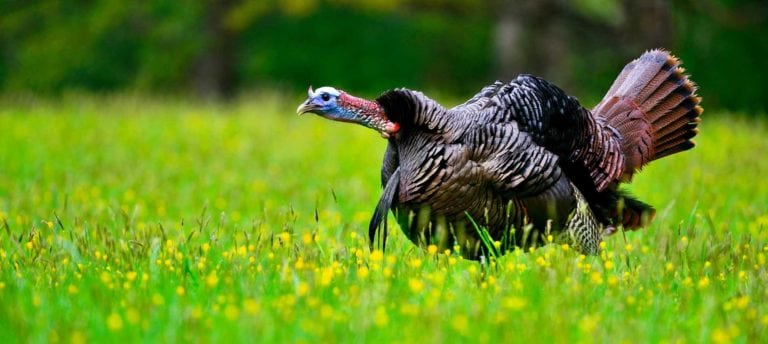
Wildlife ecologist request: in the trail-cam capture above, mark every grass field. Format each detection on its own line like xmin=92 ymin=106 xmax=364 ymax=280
xmin=1 ymin=94 xmax=767 ymax=343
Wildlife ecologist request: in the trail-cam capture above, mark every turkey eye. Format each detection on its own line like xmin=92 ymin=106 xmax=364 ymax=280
xmin=321 ymin=93 xmax=331 ymax=101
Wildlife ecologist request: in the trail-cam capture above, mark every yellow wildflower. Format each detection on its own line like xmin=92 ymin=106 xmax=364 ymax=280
xmin=297 ymin=282 xmax=310 ymax=296
xmin=698 ymin=277 xmax=710 ymax=289
xmin=370 ymin=250 xmax=384 ymax=262
xmin=190 ymin=306 xmax=203 ymax=320
xmin=320 ymin=304 xmax=334 ymax=319
xmin=106 ymin=313 xmax=123 ymax=331
xmin=408 ymin=278 xmax=424 ymax=293
xmin=70 ymin=331 xmax=85 ymax=344
xmin=502 ymin=296 xmax=527 ymax=310
xmin=682 ymin=277 xmax=693 ymax=287
xmin=579 ymin=315 xmax=600 ymax=334
xmin=451 ymin=314 xmax=469 ymax=335
xmin=536 ymin=256 xmax=548 ymax=267
xmin=374 ymin=306 xmax=389 ymax=327
xmin=243 ymin=299 xmax=260 ymax=315
xmin=590 ymin=272 xmax=604 ymax=285
xmin=711 ymin=327 xmax=734 ymax=344
xmin=735 ymin=296 xmax=749 ymax=310
xmin=152 ymin=294 xmax=165 ymax=306
xmin=125 ymin=308 xmax=140 ymax=324
xmin=206 ymin=272 xmax=219 ymax=288
xmin=626 ymin=296 xmax=636 ymax=305
xmin=319 ymin=267 xmax=333 ymax=286
xmin=607 ymin=275 xmax=619 ymax=287
xmin=357 ymin=266 xmax=369 ymax=279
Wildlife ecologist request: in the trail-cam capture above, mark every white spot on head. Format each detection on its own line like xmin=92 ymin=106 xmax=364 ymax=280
xmin=312 ymin=86 xmax=341 ymax=97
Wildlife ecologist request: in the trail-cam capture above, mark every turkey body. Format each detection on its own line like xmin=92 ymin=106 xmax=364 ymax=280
xmin=370 ymin=50 xmax=702 ymax=258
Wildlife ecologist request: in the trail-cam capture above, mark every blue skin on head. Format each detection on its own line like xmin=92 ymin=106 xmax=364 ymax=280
xmin=298 ymin=86 xmax=398 ymax=137
xmin=297 ymin=86 xmax=359 ymax=123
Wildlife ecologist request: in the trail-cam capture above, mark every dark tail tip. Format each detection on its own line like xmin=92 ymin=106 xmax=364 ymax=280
xmin=615 ymin=195 xmax=656 ymax=230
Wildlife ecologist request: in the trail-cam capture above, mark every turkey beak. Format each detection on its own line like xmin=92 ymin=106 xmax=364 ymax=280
xmin=297 ymin=99 xmax=321 ymax=115
xmin=296 ymin=100 xmax=312 ymax=115
xmin=297 ymin=86 xmax=316 ymax=115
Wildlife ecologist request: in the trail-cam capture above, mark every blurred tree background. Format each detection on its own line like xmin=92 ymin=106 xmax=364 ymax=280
xmin=1 ymin=0 xmax=766 ymax=111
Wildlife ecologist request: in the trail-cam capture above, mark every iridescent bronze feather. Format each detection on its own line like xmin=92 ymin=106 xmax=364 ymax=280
xmin=300 ymin=50 xmax=702 ymax=259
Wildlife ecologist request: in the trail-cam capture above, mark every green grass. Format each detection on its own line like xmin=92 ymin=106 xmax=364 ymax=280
xmin=1 ymin=94 xmax=767 ymax=343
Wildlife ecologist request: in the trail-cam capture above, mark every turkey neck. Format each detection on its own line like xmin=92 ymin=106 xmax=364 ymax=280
xmin=337 ymin=93 xmax=399 ymax=136
xmin=338 ymin=93 xmax=384 ymax=118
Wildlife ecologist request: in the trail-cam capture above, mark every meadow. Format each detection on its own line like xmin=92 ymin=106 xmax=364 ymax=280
xmin=0 ymin=93 xmax=766 ymax=343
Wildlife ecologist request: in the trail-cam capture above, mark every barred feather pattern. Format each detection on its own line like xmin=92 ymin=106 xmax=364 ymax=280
xmin=374 ymin=77 xmax=620 ymax=257
xmin=471 ymin=76 xmax=625 ymax=192
xmin=562 ymin=183 xmax=601 ymax=255
xmin=593 ymin=49 xmax=702 ymax=179
xmin=367 ymin=51 xmax=701 ymax=258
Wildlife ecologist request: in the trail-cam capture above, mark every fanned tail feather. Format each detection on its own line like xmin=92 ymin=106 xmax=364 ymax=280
xmin=593 ymin=49 xmax=703 ymax=180
xmin=592 ymin=49 xmax=701 ymax=231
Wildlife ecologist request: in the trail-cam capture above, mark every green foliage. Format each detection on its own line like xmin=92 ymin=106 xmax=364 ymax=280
xmin=673 ymin=0 xmax=768 ymax=111
xmin=0 ymin=95 xmax=766 ymax=342
xmin=0 ymin=1 xmax=492 ymax=97
xmin=0 ymin=1 xmax=766 ymax=106
xmin=0 ymin=1 xmax=206 ymax=92
xmin=236 ymin=6 xmax=491 ymax=96
xmin=572 ymin=0 xmax=622 ymax=25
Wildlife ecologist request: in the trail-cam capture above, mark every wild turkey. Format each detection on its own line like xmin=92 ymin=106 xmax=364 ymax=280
xmin=297 ymin=50 xmax=702 ymax=258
